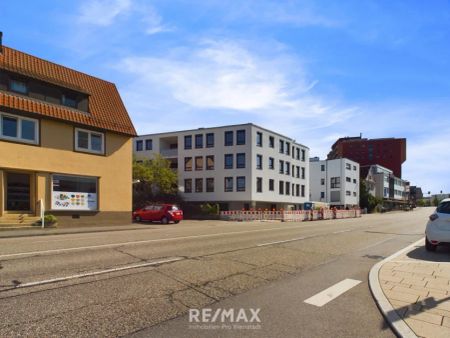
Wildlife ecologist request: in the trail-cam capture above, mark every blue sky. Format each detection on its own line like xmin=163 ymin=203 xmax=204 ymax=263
xmin=3 ymin=0 xmax=450 ymax=194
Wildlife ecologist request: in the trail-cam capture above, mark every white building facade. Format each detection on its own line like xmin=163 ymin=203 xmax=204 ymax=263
xmin=363 ymin=164 xmax=408 ymax=204
xmin=134 ymin=124 xmax=310 ymax=210
xmin=309 ymin=157 xmax=360 ymax=208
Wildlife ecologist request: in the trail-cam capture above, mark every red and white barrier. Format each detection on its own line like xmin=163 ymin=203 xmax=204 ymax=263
xmin=220 ymin=209 xmax=361 ymax=222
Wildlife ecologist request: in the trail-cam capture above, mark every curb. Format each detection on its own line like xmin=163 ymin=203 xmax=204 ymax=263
xmin=368 ymin=237 xmax=424 ymax=338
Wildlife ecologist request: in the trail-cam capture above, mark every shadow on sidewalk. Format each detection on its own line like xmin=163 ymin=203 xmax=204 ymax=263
xmin=407 ymin=245 xmax=450 ymax=263
xmin=386 ymin=296 xmax=450 ymax=323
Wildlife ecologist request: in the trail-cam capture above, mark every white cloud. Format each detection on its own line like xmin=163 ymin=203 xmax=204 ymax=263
xmin=141 ymin=6 xmax=173 ymax=35
xmin=78 ymin=0 xmax=131 ymax=26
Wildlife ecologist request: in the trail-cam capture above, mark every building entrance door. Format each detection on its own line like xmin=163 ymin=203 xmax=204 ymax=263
xmin=5 ymin=172 xmax=31 ymax=211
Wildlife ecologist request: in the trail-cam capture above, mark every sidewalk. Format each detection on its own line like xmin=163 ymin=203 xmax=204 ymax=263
xmin=370 ymin=238 xmax=450 ymax=338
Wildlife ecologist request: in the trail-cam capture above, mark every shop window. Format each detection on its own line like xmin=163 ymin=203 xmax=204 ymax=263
xmin=52 ymin=175 xmax=98 ymax=210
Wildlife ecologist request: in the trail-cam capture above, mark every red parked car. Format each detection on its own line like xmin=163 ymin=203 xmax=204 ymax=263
xmin=133 ymin=204 xmax=183 ymax=224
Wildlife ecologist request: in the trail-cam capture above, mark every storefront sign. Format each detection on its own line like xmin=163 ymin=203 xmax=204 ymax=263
xmin=52 ymin=191 xmax=97 ymax=210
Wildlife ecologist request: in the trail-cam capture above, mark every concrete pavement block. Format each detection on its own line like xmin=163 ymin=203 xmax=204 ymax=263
xmin=442 ymin=316 xmax=450 ymax=328
xmin=406 ymin=311 xmax=443 ymax=326
xmin=392 ymin=285 xmax=428 ymax=297
xmin=405 ymin=318 xmax=450 ymax=338
xmin=380 ymin=274 xmax=403 ymax=284
xmin=384 ymin=289 xmax=419 ymax=304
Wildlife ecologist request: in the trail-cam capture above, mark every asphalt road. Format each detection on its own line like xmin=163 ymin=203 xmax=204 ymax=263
xmin=0 ymin=207 xmax=433 ymax=337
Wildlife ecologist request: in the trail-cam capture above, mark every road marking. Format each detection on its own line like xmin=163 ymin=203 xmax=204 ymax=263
xmin=12 ymin=257 xmax=184 ymax=289
xmin=257 ymin=228 xmax=355 ymax=247
xmin=0 ymin=223 xmax=325 ymax=259
xmin=304 ymin=278 xmax=362 ymax=307
xmin=257 ymin=236 xmax=308 ymax=247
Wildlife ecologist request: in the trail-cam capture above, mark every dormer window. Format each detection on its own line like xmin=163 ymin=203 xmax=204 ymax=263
xmin=62 ymin=94 xmax=78 ymax=108
xmin=75 ymin=128 xmax=104 ymax=154
xmin=10 ymin=80 xmax=27 ymax=94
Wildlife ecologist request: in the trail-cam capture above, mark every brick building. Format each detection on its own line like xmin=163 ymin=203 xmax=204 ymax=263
xmin=327 ymin=135 xmax=406 ymax=178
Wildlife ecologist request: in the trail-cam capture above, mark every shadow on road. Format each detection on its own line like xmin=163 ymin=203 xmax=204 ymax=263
xmin=406 ymin=245 xmax=450 ymax=262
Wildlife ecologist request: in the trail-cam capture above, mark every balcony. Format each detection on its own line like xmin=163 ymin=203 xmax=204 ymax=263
xmin=160 ymin=149 xmax=178 ymax=158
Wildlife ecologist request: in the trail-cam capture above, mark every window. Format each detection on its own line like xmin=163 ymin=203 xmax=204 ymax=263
xmin=224 ymin=177 xmax=233 ymax=192
xmin=296 ymin=166 xmax=300 ymax=178
xmin=256 ymin=131 xmax=262 ymax=147
xmin=236 ymin=153 xmax=246 ymax=168
xmin=437 ymin=201 xmax=450 ymax=214
xmin=301 ymin=149 xmax=306 ymax=161
xmin=353 ymin=178 xmax=357 ymax=184
xmin=285 ymin=181 xmax=290 ymax=195
xmin=292 ymin=164 xmax=295 ymax=177
xmin=331 ymin=177 xmax=341 ymax=188
xmin=286 ymin=142 xmax=290 ymax=155
xmin=353 ymin=192 xmax=357 ymax=196
xmin=237 ymin=130 xmax=246 ymax=145
xmin=321 ymin=178 xmax=325 ymax=185
xmin=237 ymin=176 xmax=246 ymax=192
xmin=285 ymin=162 xmax=290 ymax=175
xmin=206 ymin=133 xmax=214 ymax=147
xmin=145 ymin=139 xmax=153 ymax=150
xmin=184 ymin=179 xmax=192 ymax=193
xmin=52 ymin=175 xmax=98 ymax=210
xmin=346 ymin=190 xmax=351 ymax=196
xmin=279 ymin=140 xmax=284 ymax=153
xmin=346 ymin=177 xmax=351 ymax=182
xmin=269 ymin=179 xmax=274 ymax=191
xmin=292 ymin=146 xmax=295 ymax=159
xmin=301 ymin=185 xmax=305 ymax=197
xmin=0 ymin=113 xmax=39 ymax=144
xmin=256 ymin=154 xmax=263 ymax=170
xmin=206 ymin=155 xmax=215 ymax=170
xmin=269 ymin=136 xmax=275 ymax=148
xmin=184 ymin=135 xmax=192 ymax=149
xmin=279 ymin=160 xmax=284 ymax=174
xmin=321 ymin=164 xmax=325 ymax=172
xmin=62 ymin=94 xmax=77 ymax=108
xmin=296 ymin=184 xmax=300 ymax=197
xmin=136 ymin=140 xmax=143 ymax=151
xmin=292 ymin=183 xmax=295 ymax=196
xmin=353 ymin=165 xmax=357 ymax=171
xmin=195 ymin=156 xmax=203 ymax=170
xmin=321 ymin=192 xmax=325 ymax=199
xmin=10 ymin=80 xmax=27 ymax=94
xmin=301 ymin=167 xmax=305 ymax=179
xmin=195 ymin=178 xmax=203 ymax=193
xmin=296 ymin=148 xmax=300 ymax=160
xmin=269 ymin=157 xmax=274 ymax=169
xmin=195 ymin=134 xmax=203 ymax=148
xmin=279 ymin=181 xmax=284 ymax=195
xmin=225 ymin=154 xmax=233 ymax=169
xmin=225 ymin=131 xmax=233 ymax=146
xmin=346 ymin=163 xmax=351 ymax=170
xmin=75 ymin=128 xmax=104 ymax=154
xmin=184 ymin=157 xmax=192 ymax=171
xmin=206 ymin=178 xmax=214 ymax=192
xmin=256 ymin=177 xmax=263 ymax=193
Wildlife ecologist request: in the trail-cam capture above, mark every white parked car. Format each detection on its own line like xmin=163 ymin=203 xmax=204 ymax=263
xmin=425 ymin=198 xmax=450 ymax=251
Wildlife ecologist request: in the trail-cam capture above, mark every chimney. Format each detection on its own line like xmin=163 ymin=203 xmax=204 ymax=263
xmin=0 ymin=32 xmax=2 ymax=53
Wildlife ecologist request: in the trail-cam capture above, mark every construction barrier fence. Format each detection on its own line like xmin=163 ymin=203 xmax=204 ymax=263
xmin=220 ymin=209 xmax=361 ymax=222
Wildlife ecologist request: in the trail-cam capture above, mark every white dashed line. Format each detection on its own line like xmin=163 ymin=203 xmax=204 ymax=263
xmin=13 ymin=257 xmax=184 ymax=289
xmin=304 ymin=278 xmax=362 ymax=307
xmin=257 ymin=236 xmax=308 ymax=247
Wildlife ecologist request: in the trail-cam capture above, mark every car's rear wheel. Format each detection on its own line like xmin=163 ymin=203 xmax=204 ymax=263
xmin=425 ymin=237 xmax=437 ymax=252
xmin=161 ymin=216 xmax=169 ymax=224
xmin=135 ymin=216 xmax=141 ymax=222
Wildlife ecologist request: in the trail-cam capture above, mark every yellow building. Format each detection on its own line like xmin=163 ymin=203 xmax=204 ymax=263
xmin=0 ymin=43 xmax=136 ymax=226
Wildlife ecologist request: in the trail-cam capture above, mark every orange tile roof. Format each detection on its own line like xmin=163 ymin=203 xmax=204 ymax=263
xmin=0 ymin=46 xmax=137 ymax=136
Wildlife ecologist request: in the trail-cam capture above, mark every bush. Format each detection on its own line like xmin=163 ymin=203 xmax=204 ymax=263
xmin=200 ymin=203 xmax=220 ymax=215
xmin=35 ymin=214 xmax=58 ymax=227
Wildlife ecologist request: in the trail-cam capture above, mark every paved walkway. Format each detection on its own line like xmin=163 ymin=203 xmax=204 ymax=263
xmin=377 ymin=240 xmax=450 ymax=338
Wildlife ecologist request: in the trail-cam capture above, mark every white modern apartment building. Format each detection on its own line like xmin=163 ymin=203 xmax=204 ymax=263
xmin=362 ymin=164 xmax=408 ymax=204
xmin=309 ymin=157 xmax=360 ymax=208
xmin=134 ymin=123 xmax=310 ymax=210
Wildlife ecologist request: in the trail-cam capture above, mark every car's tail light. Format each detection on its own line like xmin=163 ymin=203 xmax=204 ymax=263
xmin=429 ymin=214 xmax=439 ymax=221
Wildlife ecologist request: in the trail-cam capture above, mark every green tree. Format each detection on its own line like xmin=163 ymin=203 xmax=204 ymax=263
xmin=360 ymin=180 xmax=383 ymax=213
xmin=133 ymin=155 xmax=178 ymax=194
